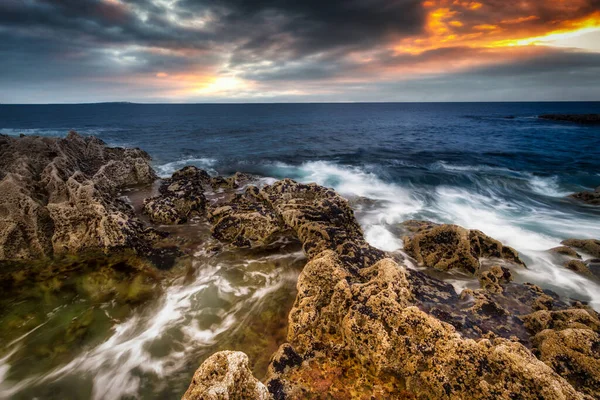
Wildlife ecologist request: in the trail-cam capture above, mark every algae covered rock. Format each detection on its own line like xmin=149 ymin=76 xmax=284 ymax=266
xmin=0 ymin=132 xmax=157 ymax=261
xmin=183 ymin=351 xmax=269 ymax=400
xmin=402 ymin=220 xmax=525 ymax=274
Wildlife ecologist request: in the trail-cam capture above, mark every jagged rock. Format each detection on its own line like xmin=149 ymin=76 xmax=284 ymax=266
xmin=262 ymin=180 xmax=385 ymax=270
xmin=550 ymin=246 xmax=582 ymax=259
xmin=0 ymin=132 xmax=157 ymax=261
xmin=143 ymin=166 xmax=207 ymax=224
xmin=562 ymin=239 xmax=600 ymax=258
xmin=208 ymin=186 xmax=290 ymax=248
xmin=267 ymin=251 xmax=582 ymax=399
xmin=402 ymin=220 xmax=525 ymax=274
xmin=479 ymin=265 xmax=513 ymax=293
xmin=186 ymin=179 xmax=595 ymax=399
xmin=522 ymin=308 xmax=600 ymax=397
xmin=211 ymin=172 xmax=254 ymax=190
xmin=570 ymin=187 xmax=600 ymax=205
xmin=182 ymin=351 xmax=269 ymax=400
xmin=539 ymin=114 xmax=600 ymax=124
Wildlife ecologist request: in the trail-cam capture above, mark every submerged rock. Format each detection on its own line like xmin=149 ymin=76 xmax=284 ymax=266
xmin=0 ymin=132 xmax=157 ymax=261
xmin=570 ymin=186 xmax=600 ymax=205
xmin=402 ymin=220 xmax=525 ymax=274
xmin=550 ymin=246 xmax=582 ymax=259
xmin=183 ymin=351 xmax=270 ymax=400
xmin=565 ymin=259 xmax=595 ymax=279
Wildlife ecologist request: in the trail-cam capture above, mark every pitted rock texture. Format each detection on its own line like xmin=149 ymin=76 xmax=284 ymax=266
xmin=143 ymin=166 xmax=208 ymax=224
xmin=183 ymin=351 xmax=270 ymax=400
xmin=266 ymin=251 xmax=583 ymax=399
xmin=208 ymin=186 xmax=290 ymax=248
xmin=402 ymin=220 xmax=525 ymax=274
xmin=0 ymin=132 xmax=156 ymax=261
xmin=177 ymin=176 xmax=595 ymax=399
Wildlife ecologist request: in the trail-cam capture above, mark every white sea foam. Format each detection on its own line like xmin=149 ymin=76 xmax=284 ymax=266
xmin=155 ymin=157 xmax=217 ymax=178
xmin=0 ymin=257 xmax=297 ymax=400
xmin=268 ymin=161 xmax=423 ymax=252
xmin=527 ymin=175 xmax=571 ymax=197
xmin=431 ymin=185 xmax=600 ymax=308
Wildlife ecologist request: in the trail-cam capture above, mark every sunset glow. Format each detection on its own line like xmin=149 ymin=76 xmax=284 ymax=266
xmin=1 ymin=0 xmax=599 ymax=102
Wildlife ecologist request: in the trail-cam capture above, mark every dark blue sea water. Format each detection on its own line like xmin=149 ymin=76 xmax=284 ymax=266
xmin=1 ymin=101 xmax=600 ymax=288
xmin=1 ymin=102 xmax=600 ymax=399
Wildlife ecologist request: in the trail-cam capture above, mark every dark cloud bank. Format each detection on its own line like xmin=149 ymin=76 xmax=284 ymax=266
xmin=0 ymin=0 xmax=599 ymax=102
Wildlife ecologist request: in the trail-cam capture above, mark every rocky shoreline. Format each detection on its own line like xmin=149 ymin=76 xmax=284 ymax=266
xmin=1 ymin=133 xmax=600 ymax=399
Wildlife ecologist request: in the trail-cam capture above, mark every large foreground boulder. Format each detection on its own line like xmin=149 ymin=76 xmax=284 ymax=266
xmin=0 ymin=132 xmax=157 ymax=261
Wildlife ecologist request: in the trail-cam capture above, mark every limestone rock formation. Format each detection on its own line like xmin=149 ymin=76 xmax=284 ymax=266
xmin=183 ymin=351 xmax=270 ymax=400
xmin=523 ymin=308 xmax=600 ymax=398
xmin=208 ymin=186 xmax=289 ymax=248
xmin=0 ymin=132 xmax=157 ymax=261
xmin=570 ymin=186 xmax=600 ymax=205
xmin=562 ymin=238 xmax=600 ymax=258
xmin=550 ymin=245 xmax=582 ymax=258
xmin=402 ymin=220 xmax=525 ymax=274
xmin=143 ymin=166 xmax=208 ymax=224
xmin=178 ymin=177 xmax=593 ymax=399
xmin=478 ymin=265 xmax=513 ymax=293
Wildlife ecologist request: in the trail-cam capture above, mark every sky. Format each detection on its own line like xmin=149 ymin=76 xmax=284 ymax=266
xmin=1 ymin=0 xmax=600 ymax=103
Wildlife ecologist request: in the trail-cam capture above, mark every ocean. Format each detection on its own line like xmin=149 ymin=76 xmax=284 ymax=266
xmin=1 ymin=102 xmax=600 ymax=399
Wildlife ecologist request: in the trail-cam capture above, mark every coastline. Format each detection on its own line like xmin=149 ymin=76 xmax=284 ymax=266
xmin=1 ymin=132 xmax=600 ymax=398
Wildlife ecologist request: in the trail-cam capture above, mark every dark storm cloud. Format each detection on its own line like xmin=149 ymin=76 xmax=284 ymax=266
xmin=0 ymin=0 xmax=600 ymax=102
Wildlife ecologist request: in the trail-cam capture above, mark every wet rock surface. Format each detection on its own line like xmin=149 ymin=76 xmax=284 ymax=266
xmin=172 ymin=173 xmax=597 ymax=399
xmin=570 ymin=186 xmax=600 ymax=205
xmin=183 ymin=351 xmax=270 ymax=400
xmin=401 ymin=220 xmax=525 ymax=274
xmin=0 ymin=132 xmax=157 ymax=261
xmin=143 ymin=166 xmax=208 ymax=224
xmin=2 ymin=145 xmax=599 ymax=399
xmin=562 ymin=238 xmax=600 ymax=258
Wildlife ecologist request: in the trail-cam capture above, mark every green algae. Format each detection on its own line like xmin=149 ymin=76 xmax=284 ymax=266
xmin=0 ymin=251 xmax=167 ymax=381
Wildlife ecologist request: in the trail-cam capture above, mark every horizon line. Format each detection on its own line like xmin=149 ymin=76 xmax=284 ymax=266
xmin=1 ymin=100 xmax=600 ymax=106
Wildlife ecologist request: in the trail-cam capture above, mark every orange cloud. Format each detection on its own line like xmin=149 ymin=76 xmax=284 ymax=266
xmin=394 ymin=0 xmax=600 ymax=55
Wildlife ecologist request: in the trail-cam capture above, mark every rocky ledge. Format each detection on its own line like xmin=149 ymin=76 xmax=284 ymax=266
xmin=175 ymin=169 xmax=600 ymax=399
xmin=539 ymin=114 xmax=600 ymax=124
xmin=0 ymin=132 xmax=157 ymax=261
